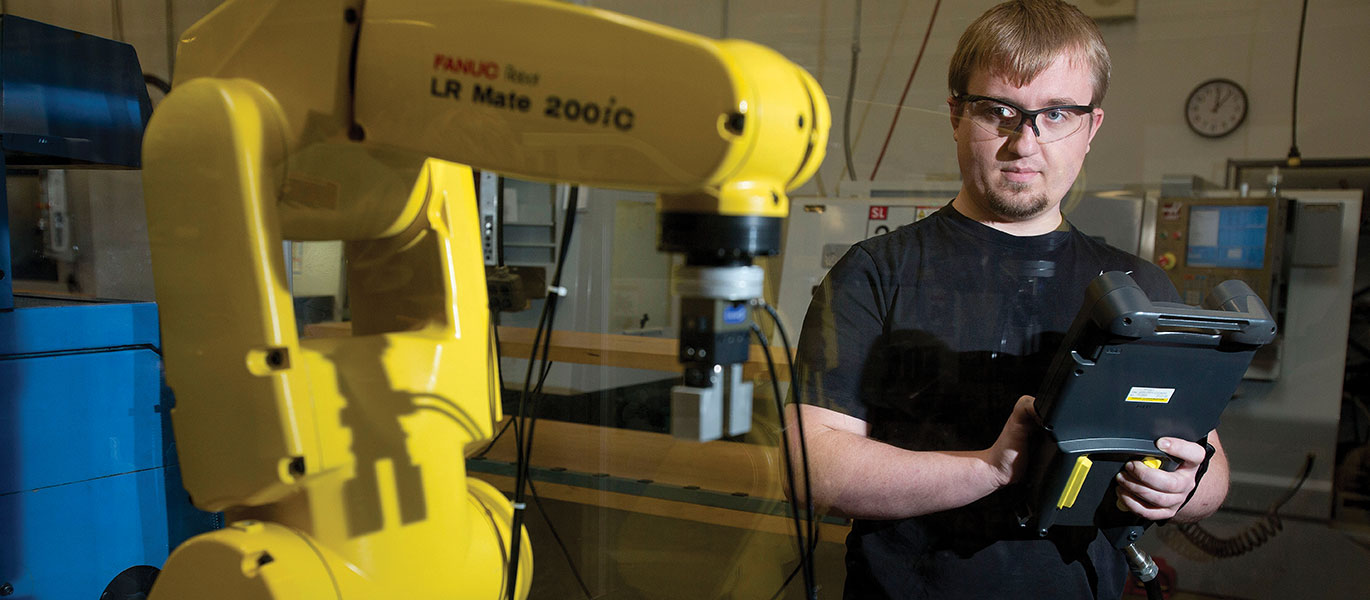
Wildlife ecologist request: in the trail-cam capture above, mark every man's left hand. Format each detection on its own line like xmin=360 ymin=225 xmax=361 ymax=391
xmin=1113 ymin=436 xmax=1209 ymax=521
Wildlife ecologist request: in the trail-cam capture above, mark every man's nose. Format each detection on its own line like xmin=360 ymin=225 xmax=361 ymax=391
xmin=1013 ymin=114 xmax=1043 ymax=138
xmin=1005 ymin=118 xmax=1043 ymax=156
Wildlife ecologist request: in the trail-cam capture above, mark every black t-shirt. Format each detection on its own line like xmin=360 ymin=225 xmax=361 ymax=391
xmin=793 ymin=204 xmax=1180 ymax=599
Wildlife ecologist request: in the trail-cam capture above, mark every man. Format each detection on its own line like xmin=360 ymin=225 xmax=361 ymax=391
xmin=790 ymin=1 xmax=1228 ymax=597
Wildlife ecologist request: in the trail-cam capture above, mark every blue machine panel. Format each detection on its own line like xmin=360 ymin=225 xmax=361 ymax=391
xmin=0 ymin=466 xmax=215 ymax=599
xmin=0 ymin=300 xmax=160 ymax=356
xmin=0 ymin=15 xmax=152 ymax=168
xmin=1 ymin=152 xmax=9 ymax=309
xmin=0 ymin=345 xmax=165 ymax=495
xmin=1 ymin=303 xmax=218 ymax=599
xmin=0 ymin=15 xmax=214 ymax=599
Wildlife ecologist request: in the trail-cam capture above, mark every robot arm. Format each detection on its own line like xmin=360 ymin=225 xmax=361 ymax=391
xmin=176 ymin=0 xmax=826 ymax=228
xmin=349 ymin=0 xmax=829 ymax=443
xmin=188 ymin=0 xmax=827 ymax=440
xmin=141 ymin=1 xmax=827 ymax=598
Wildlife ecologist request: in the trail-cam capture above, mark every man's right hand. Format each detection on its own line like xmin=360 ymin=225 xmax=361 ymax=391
xmin=793 ymin=399 xmax=1047 ymax=519
xmin=984 ymin=395 xmax=1040 ymax=487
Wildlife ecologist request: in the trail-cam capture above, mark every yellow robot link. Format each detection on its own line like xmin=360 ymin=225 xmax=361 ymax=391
xmin=142 ymin=0 xmax=828 ymax=598
xmin=143 ymin=77 xmax=529 ymax=598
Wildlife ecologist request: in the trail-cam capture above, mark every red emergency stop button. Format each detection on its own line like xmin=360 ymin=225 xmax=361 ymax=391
xmin=1157 ymin=252 xmax=1177 ymax=270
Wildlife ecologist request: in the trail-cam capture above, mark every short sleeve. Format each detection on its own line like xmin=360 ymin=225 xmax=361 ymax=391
xmin=791 ymin=244 xmax=889 ymax=421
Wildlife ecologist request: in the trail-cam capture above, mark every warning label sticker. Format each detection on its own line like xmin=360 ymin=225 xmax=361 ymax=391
xmin=1125 ymin=387 xmax=1175 ymax=403
xmin=865 ymin=205 xmax=942 ymax=238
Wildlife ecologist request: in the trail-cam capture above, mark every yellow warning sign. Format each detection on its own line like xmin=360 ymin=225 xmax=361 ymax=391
xmin=1125 ymin=386 xmax=1175 ymax=403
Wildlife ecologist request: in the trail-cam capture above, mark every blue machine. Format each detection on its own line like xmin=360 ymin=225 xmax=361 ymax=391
xmin=0 ymin=16 xmax=218 ymax=599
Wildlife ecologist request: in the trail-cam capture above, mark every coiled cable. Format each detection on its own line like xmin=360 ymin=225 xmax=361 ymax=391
xmin=1161 ymin=453 xmax=1314 ymax=559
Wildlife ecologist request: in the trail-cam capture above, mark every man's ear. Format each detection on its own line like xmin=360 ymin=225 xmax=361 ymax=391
xmin=1085 ymin=108 xmax=1105 ymax=152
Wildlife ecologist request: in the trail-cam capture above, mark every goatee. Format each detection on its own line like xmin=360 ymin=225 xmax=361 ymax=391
xmin=986 ymin=183 xmax=1050 ymax=220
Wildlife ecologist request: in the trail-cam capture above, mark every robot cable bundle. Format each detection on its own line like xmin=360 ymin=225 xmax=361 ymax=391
xmin=506 ymin=186 xmax=593 ymax=600
xmin=752 ymin=302 xmax=819 ymax=600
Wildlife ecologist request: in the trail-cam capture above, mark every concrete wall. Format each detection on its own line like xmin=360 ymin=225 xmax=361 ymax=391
xmin=8 ymin=0 xmax=1365 ymax=293
xmin=597 ymin=0 xmax=1370 ymax=192
xmin=3 ymin=0 xmax=224 ymax=81
xmin=2 ymin=0 xmax=224 ymax=300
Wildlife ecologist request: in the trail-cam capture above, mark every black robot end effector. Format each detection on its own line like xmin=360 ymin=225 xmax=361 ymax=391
xmin=657 ymin=211 xmax=785 ymax=267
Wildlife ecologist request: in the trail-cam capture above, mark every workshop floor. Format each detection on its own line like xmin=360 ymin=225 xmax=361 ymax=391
xmin=488 ymin=390 xmax=1370 ymax=600
xmin=508 ymin=480 xmax=1370 ymax=600
xmin=519 ymin=495 xmax=846 ymax=600
xmin=501 ymin=454 xmax=1370 ymax=600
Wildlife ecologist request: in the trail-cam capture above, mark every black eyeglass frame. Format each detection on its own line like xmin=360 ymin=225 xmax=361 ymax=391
xmin=952 ymin=93 xmax=1097 ymax=141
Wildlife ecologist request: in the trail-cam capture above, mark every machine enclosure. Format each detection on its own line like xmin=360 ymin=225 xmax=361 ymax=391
xmin=1028 ymin=272 xmax=1276 ymax=537
xmin=0 ymin=303 xmax=221 ymax=598
xmin=0 ymin=16 xmax=218 ymax=598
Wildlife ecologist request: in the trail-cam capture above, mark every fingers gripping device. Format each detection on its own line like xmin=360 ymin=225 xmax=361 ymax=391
xmin=140 ymin=0 xmax=828 ymax=598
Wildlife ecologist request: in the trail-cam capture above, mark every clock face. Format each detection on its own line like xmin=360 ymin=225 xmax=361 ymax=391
xmin=1186 ymin=79 xmax=1248 ymax=138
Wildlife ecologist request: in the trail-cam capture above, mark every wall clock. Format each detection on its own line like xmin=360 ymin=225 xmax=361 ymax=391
xmin=1185 ymin=78 xmax=1248 ymax=138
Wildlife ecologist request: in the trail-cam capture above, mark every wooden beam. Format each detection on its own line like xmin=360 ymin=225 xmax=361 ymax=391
xmin=303 ymin=323 xmax=792 ymax=380
xmin=473 ymin=471 xmax=850 ymax=544
xmin=474 ymin=419 xmax=782 ymax=498
xmin=469 ymin=419 xmax=848 ymax=542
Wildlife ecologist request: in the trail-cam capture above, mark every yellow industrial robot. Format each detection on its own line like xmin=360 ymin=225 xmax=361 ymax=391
xmin=140 ymin=0 xmax=828 ymax=597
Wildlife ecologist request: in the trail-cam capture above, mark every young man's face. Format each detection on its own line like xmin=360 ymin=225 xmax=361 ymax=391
xmin=950 ymin=53 xmax=1104 ymax=227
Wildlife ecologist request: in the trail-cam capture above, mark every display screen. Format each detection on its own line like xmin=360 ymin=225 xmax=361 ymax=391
xmin=1186 ymin=205 xmax=1268 ymax=269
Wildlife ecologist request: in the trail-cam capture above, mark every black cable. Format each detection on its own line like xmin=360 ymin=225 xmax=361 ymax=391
xmin=756 ymin=304 xmax=816 ymax=600
xmin=523 ymin=322 xmax=563 ymax=481
xmin=496 ymin=175 xmax=507 ymax=267
xmin=1169 ymin=453 xmax=1315 ymax=558
xmin=761 ymin=304 xmax=817 ymax=562
xmin=842 ymin=0 xmax=862 ymax=181
xmin=755 ymin=328 xmax=814 ymax=599
xmin=475 ymin=281 xmax=522 ymax=599
xmin=472 ymin=355 xmax=555 ymax=459
xmin=490 ymin=315 xmax=505 ymax=431
xmin=1144 ymin=579 xmax=1164 ymax=600
xmin=471 ymin=176 xmax=510 ymax=460
xmin=144 ymin=73 xmax=172 ymax=95
xmin=504 ymin=303 xmax=550 ymax=596
xmin=485 ymin=320 xmax=504 ymax=450
xmin=342 ymin=4 xmax=364 ymax=142
xmin=769 ymin=562 xmax=803 ymax=600
xmin=1288 ymin=0 xmax=1310 ymax=165
xmin=509 ymin=224 xmax=581 ymax=593
xmin=527 ymin=478 xmax=594 ymax=599
xmin=752 ymin=324 xmax=817 ymax=600
xmin=473 ymin=404 xmax=513 ymax=459
xmin=505 ymin=245 xmax=566 ymax=598
xmin=504 ymin=321 xmax=556 ymax=591
xmin=506 ymin=220 xmax=586 ymax=594
xmin=480 ymin=346 xmax=579 ymax=588
xmin=506 ymin=186 xmax=580 ymax=599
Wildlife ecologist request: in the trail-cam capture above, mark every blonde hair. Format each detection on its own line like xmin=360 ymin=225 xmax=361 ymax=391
xmin=948 ymin=0 xmax=1111 ymax=105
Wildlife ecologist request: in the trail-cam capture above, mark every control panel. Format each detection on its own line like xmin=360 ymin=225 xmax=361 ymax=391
xmin=1150 ymin=196 xmax=1287 ymax=307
